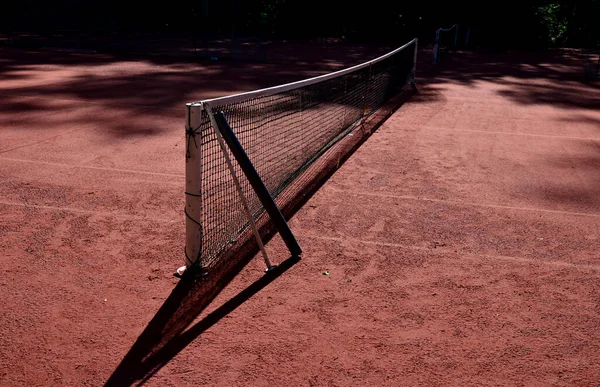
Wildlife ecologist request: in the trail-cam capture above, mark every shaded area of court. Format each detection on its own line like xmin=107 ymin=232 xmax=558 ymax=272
xmin=0 ymin=45 xmax=599 ymax=386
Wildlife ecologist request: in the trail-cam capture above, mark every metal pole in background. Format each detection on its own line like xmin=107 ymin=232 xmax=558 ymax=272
xmin=433 ymin=28 xmax=440 ymax=64
xmin=411 ymin=38 xmax=418 ymax=90
xmin=454 ymin=24 xmax=459 ymax=48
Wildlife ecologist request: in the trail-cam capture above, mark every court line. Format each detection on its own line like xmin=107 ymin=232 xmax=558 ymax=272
xmin=0 ymin=200 xmax=180 ymax=223
xmin=300 ymin=234 xmax=600 ymax=272
xmin=0 ymin=104 xmax=180 ymax=156
xmin=0 ymin=92 xmax=181 ymax=112
xmin=418 ymin=92 xmax=598 ymax=108
xmin=0 ymin=157 xmax=185 ymax=178
xmin=421 ymin=127 xmax=600 ymax=142
xmin=0 ymin=126 xmax=88 ymax=155
xmin=326 ymin=188 xmax=600 ymax=218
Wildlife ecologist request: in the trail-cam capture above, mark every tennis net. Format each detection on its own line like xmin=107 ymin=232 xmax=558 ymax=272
xmin=184 ymin=38 xmax=418 ymax=273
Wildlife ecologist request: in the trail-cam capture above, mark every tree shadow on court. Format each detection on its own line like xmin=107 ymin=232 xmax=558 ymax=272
xmin=419 ymin=48 xmax=600 ymax=111
xmin=557 ymin=114 xmax=600 ymax=127
xmin=419 ymin=48 xmax=600 ymax=213
xmin=532 ymin=140 xmax=600 ymax=213
xmin=1 ymin=45 xmax=597 ymax=139
xmin=0 ymin=43 xmax=419 ymax=139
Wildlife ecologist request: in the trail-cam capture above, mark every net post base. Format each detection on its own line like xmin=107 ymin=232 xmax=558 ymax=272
xmin=174 ymin=265 xmax=209 ymax=280
xmin=175 ymin=265 xmax=187 ymax=277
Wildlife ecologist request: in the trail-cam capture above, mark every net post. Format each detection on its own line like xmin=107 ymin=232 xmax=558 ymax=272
xmin=212 ymin=110 xmax=302 ymax=259
xmin=411 ymin=39 xmax=418 ymax=91
xmin=454 ymin=25 xmax=459 ymax=48
xmin=363 ymin=63 xmax=373 ymax=115
xmin=181 ymin=103 xmax=204 ymax=276
xmin=433 ymin=29 xmax=441 ymax=64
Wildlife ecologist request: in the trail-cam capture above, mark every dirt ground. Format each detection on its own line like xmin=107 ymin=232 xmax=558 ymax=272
xmin=1 ymin=45 xmax=599 ymax=386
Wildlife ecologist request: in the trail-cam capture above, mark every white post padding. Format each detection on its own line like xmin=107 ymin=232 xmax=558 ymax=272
xmin=184 ymin=103 xmax=203 ymax=269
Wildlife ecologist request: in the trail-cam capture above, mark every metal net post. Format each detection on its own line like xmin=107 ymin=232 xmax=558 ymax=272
xmin=181 ymin=103 xmax=204 ymax=276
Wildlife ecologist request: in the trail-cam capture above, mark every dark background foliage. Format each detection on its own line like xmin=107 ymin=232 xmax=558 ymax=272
xmin=1 ymin=0 xmax=598 ymax=49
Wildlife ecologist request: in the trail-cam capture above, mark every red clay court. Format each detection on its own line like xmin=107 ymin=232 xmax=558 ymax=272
xmin=1 ymin=44 xmax=600 ymax=386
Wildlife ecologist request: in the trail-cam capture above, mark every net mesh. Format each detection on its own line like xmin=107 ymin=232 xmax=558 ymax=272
xmin=190 ymin=39 xmax=417 ymax=269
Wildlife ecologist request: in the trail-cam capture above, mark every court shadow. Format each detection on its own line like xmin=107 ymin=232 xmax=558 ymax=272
xmin=420 ymin=49 xmax=600 ymax=111
xmin=0 ymin=43 xmax=429 ymax=141
xmin=105 ymin=255 xmax=300 ymax=386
